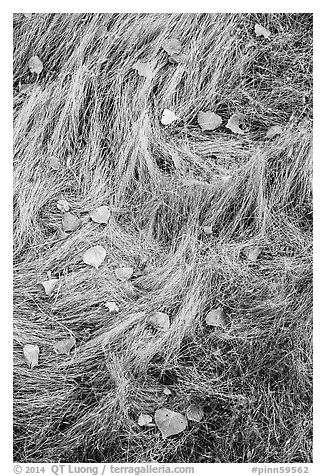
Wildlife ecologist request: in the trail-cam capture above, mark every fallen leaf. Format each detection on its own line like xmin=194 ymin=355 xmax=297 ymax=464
xmin=202 ymin=225 xmax=213 ymax=234
xmin=162 ymin=38 xmax=182 ymax=56
xmin=40 ymin=278 xmax=58 ymax=296
xmin=115 ymin=267 xmax=133 ymax=282
xmin=48 ymin=156 xmax=60 ymax=170
xmin=254 ymin=23 xmax=271 ymax=39
xmin=148 ymin=312 xmax=170 ymax=331
xmin=205 ymin=308 xmax=227 ymax=328
xmin=198 ymin=111 xmax=222 ymax=131
xmin=244 ymin=245 xmax=261 ymax=262
xmin=54 ymin=229 xmax=69 ymax=240
xmin=19 ymin=83 xmax=33 ymax=94
xmin=186 ymin=404 xmax=204 ymax=422
xmin=57 ymin=199 xmax=70 ymax=212
xmin=155 ymin=408 xmax=187 ymax=439
xmin=124 ymin=282 xmax=138 ymax=298
xmin=62 ymin=212 xmax=81 ymax=232
xmin=226 ymin=113 xmax=245 ymax=135
xmin=94 ymin=25 xmax=107 ymax=39
xmin=161 ymin=109 xmax=178 ymax=126
xmin=163 ymin=387 xmax=172 ymax=396
xmin=265 ymin=125 xmax=282 ymax=139
xmin=23 ymin=344 xmax=39 ymax=369
xmin=133 ymin=62 xmax=155 ymax=80
xmin=169 ymin=53 xmax=187 ymax=64
xmin=89 ymin=205 xmax=110 ymax=224
xmin=83 ymin=246 xmax=106 ymax=270
xmin=105 ymin=301 xmax=119 ymax=312
xmin=23 ymin=13 xmax=33 ymax=19
xmin=54 ymin=338 xmax=75 ymax=355
xmin=138 ymin=413 xmax=153 ymax=426
xmin=28 ymin=55 xmax=43 ymax=74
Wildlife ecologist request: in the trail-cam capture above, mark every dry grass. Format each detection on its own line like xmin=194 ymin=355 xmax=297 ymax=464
xmin=13 ymin=13 xmax=312 ymax=463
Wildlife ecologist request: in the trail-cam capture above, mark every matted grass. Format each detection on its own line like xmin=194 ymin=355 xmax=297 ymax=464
xmin=13 ymin=13 xmax=312 ymax=463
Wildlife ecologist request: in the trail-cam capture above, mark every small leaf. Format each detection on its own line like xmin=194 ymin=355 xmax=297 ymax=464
xmin=148 ymin=312 xmax=170 ymax=331
xmin=169 ymin=53 xmax=187 ymax=64
xmin=89 ymin=206 xmax=110 ymax=224
xmin=162 ymin=38 xmax=182 ymax=56
xmin=244 ymin=245 xmax=261 ymax=262
xmin=205 ymin=308 xmax=227 ymax=328
xmin=265 ymin=125 xmax=282 ymax=139
xmin=94 ymin=25 xmax=107 ymax=39
xmin=202 ymin=225 xmax=213 ymax=234
xmin=161 ymin=109 xmax=178 ymax=126
xmin=133 ymin=62 xmax=155 ymax=80
xmin=115 ymin=267 xmax=133 ymax=282
xmin=254 ymin=24 xmax=271 ymax=39
xmin=62 ymin=212 xmax=81 ymax=232
xmin=155 ymin=408 xmax=187 ymax=439
xmin=83 ymin=246 xmax=106 ymax=270
xmin=40 ymin=278 xmax=58 ymax=296
xmin=23 ymin=13 xmax=33 ymax=19
xmin=198 ymin=111 xmax=222 ymax=131
xmin=138 ymin=413 xmax=153 ymax=427
xmin=57 ymin=199 xmax=70 ymax=212
xmin=54 ymin=338 xmax=75 ymax=355
xmin=124 ymin=282 xmax=138 ymax=298
xmin=105 ymin=301 xmax=119 ymax=312
xmin=48 ymin=156 xmax=60 ymax=170
xmin=163 ymin=387 xmax=172 ymax=396
xmin=226 ymin=114 xmax=245 ymax=135
xmin=28 ymin=55 xmax=43 ymax=74
xmin=186 ymin=404 xmax=204 ymax=422
xmin=23 ymin=344 xmax=39 ymax=369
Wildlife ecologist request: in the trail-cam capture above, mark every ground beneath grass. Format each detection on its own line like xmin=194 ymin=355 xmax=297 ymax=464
xmin=13 ymin=13 xmax=312 ymax=463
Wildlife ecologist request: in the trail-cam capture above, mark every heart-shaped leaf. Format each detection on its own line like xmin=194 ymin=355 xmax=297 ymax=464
xmin=28 ymin=55 xmax=43 ymax=74
xmin=83 ymin=246 xmax=106 ymax=269
xmin=23 ymin=344 xmax=39 ymax=369
xmin=133 ymin=62 xmax=155 ymax=80
xmin=265 ymin=125 xmax=282 ymax=139
xmin=62 ymin=212 xmax=81 ymax=232
xmin=105 ymin=301 xmax=119 ymax=312
xmin=115 ymin=267 xmax=133 ymax=282
xmin=57 ymin=199 xmax=70 ymax=212
xmin=148 ymin=312 xmax=170 ymax=331
xmin=161 ymin=109 xmax=178 ymax=126
xmin=54 ymin=338 xmax=75 ymax=355
xmin=205 ymin=308 xmax=227 ymax=328
xmin=155 ymin=408 xmax=187 ymax=439
xmin=244 ymin=245 xmax=261 ymax=262
xmin=255 ymin=24 xmax=271 ymax=39
xmin=48 ymin=156 xmax=60 ymax=170
xmin=138 ymin=413 xmax=153 ymax=426
xmin=89 ymin=206 xmax=110 ymax=224
xmin=226 ymin=114 xmax=245 ymax=134
xmin=198 ymin=111 xmax=222 ymax=131
xmin=162 ymin=38 xmax=182 ymax=56
xmin=40 ymin=278 xmax=58 ymax=296
xmin=186 ymin=404 xmax=204 ymax=422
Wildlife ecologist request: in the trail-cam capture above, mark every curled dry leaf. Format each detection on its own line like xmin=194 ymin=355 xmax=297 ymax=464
xmin=155 ymin=408 xmax=187 ymax=439
xmin=138 ymin=413 xmax=153 ymax=427
xmin=161 ymin=109 xmax=178 ymax=126
xmin=83 ymin=245 xmax=107 ymax=270
xmin=254 ymin=24 xmax=271 ymax=39
xmin=23 ymin=344 xmax=39 ymax=369
xmin=133 ymin=62 xmax=155 ymax=80
xmin=28 ymin=55 xmax=43 ymax=74
xmin=115 ymin=267 xmax=133 ymax=282
xmin=148 ymin=312 xmax=170 ymax=331
xmin=40 ymin=278 xmax=58 ymax=296
xmin=244 ymin=245 xmax=261 ymax=262
xmin=226 ymin=114 xmax=245 ymax=135
xmin=162 ymin=38 xmax=182 ymax=56
xmin=62 ymin=212 xmax=81 ymax=232
xmin=48 ymin=156 xmax=60 ymax=170
xmin=205 ymin=308 xmax=227 ymax=329
xmin=105 ymin=301 xmax=119 ymax=313
xmin=265 ymin=125 xmax=282 ymax=139
xmin=54 ymin=338 xmax=75 ymax=355
xmin=57 ymin=199 xmax=70 ymax=212
xmin=89 ymin=205 xmax=110 ymax=224
xmin=186 ymin=404 xmax=204 ymax=422
xmin=198 ymin=111 xmax=222 ymax=131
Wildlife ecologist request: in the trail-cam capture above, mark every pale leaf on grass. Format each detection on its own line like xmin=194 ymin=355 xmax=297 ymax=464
xmin=28 ymin=55 xmax=43 ymax=74
xmin=161 ymin=109 xmax=178 ymax=126
xmin=124 ymin=282 xmax=138 ymax=299
xmin=244 ymin=245 xmax=261 ymax=262
xmin=57 ymin=199 xmax=70 ymax=212
xmin=133 ymin=62 xmax=155 ymax=80
xmin=40 ymin=278 xmax=58 ymax=296
xmin=226 ymin=114 xmax=245 ymax=135
xmin=186 ymin=404 xmax=204 ymax=422
xmin=62 ymin=212 xmax=81 ymax=232
xmin=265 ymin=125 xmax=282 ymax=139
xmin=48 ymin=156 xmax=60 ymax=170
xmin=198 ymin=111 xmax=222 ymax=131
xmin=89 ymin=205 xmax=110 ymax=224
xmin=155 ymin=408 xmax=187 ymax=439
xmin=202 ymin=225 xmax=213 ymax=235
xmin=138 ymin=413 xmax=153 ymax=427
xmin=162 ymin=38 xmax=182 ymax=56
xmin=169 ymin=53 xmax=187 ymax=64
xmin=94 ymin=25 xmax=108 ymax=39
xmin=163 ymin=387 xmax=172 ymax=396
xmin=115 ymin=267 xmax=133 ymax=282
xmin=205 ymin=308 xmax=227 ymax=329
xmin=23 ymin=13 xmax=33 ymax=19
xmin=148 ymin=312 xmax=170 ymax=331
xmin=255 ymin=24 xmax=271 ymax=39
xmin=83 ymin=246 xmax=107 ymax=270
xmin=23 ymin=344 xmax=39 ymax=370
xmin=54 ymin=338 xmax=75 ymax=356
xmin=105 ymin=301 xmax=119 ymax=313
